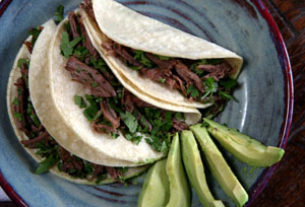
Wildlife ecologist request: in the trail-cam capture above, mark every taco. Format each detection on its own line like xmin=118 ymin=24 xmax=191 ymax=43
xmin=80 ymin=0 xmax=243 ymax=111
xmin=7 ymin=20 xmax=147 ymax=185
xmin=43 ymin=9 xmax=201 ymax=166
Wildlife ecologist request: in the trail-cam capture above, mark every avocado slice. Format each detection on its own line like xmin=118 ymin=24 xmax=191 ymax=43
xmin=166 ymin=133 xmax=191 ymax=207
xmin=204 ymin=118 xmax=285 ymax=167
xmin=191 ymin=124 xmax=248 ymax=207
xmin=138 ymin=159 xmax=169 ymax=207
xmin=181 ymin=130 xmax=225 ymax=207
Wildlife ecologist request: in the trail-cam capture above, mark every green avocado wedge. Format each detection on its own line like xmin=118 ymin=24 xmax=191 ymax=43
xmin=181 ymin=130 xmax=225 ymax=207
xmin=191 ymin=125 xmax=248 ymax=207
xmin=166 ymin=133 xmax=191 ymax=207
xmin=137 ymin=159 xmax=169 ymax=207
xmin=204 ymin=118 xmax=285 ymax=167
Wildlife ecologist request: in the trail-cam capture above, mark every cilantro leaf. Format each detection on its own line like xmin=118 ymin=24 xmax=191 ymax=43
xmin=206 ymin=59 xmax=224 ymax=65
xmin=219 ymin=78 xmax=238 ymax=90
xmin=111 ymin=132 xmax=120 ymax=139
xmin=159 ymin=78 xmax=166 ymax=83
xmin=12 ymin=98 xmax=19 ymax=106
xmin=201 ymin=77 xmax=218 ymax=100
xmin=74 ymin=47 xmax=89 ymax=61
xmin=83 ymin=95 xmax=101 ymax=122
xmin=54 ymin=5 xmax=64 ymax=24
xmin=35 ymin=155 xmax=59 ymax=174
xmin=155 ymin=55 xmax=171 ymax=60
xmin=174 ymin=112 xmax=185 ymax=121
xmin=91 ymin=58 xmax=108 ymax=73
xmin=125 ymin=133 xmax=142 ymax=144
xmin=134 ymin=50 xmax=153 ymax=68
xmin=187 ymin=85 xmax=199 ymax=98
xmin=120 ymin=111 xmax=138 ymax=134
xmin=60 ymin=31 xmax=82 ymax=58
xmin=29 ymin=27 xmax=42 ymax=46
xmin=219 ymin=91 xmax=238 ymax=102
xmin=14 ymin=112 xmax=23 ymax=122
xmin=27 ymin=103 xmax=41 ymax=128
xmin=17 ymin=58 xmax=30 ymax=68
xmin=74 ymin=95 xmax=87 ymax=108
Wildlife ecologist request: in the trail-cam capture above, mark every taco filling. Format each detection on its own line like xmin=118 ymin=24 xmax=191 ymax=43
xmin=81 ymin=0 xmax=239 ymax=107
xmin=11 ymin=27 xmax=135 ymax=184
xmin=60 ymin=11 xmax=192 ymax=153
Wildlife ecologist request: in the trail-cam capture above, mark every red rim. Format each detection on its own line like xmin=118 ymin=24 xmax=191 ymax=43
xmin=0 ymin=0 xmax=294 ymax=206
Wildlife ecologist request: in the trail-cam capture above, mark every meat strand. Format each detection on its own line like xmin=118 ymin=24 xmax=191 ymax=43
xmin=100 ymin=101 xmax=120 ymax=129
xmin=66 ymin=56 xmax=116 ymax=97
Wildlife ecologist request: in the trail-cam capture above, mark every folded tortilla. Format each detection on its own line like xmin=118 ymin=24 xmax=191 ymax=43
xmin=85 ymin=0 xmax=243 ymax=110
xmin=46 ymin=15 xmax=201 ymax=166
xmin=7 ymin=20 xmax=147 ymax=185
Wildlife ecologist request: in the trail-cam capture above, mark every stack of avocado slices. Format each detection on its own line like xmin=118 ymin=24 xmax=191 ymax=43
xmin=138 ymin=119 xmax=285 ymax=207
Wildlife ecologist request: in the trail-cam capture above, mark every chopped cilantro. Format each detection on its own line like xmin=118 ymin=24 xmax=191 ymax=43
xmin=27 ymin=103 xmax=40 ymax=128
xmin=125 ymin=133 xmax=142 ymax=144
xmin=91 ymin=82 xmax=99 ymax=88
xmin=120 ymin=111 xmax=138 ymax=134
xmin=155 ymin=55 xmax=170 ymax=61
xmin=91 ymin=57 xmax=109 ymax=73
xmin=14 ymin=112 xmax=23 ymax=122
xmin=111 ymin=132 xmax=120 ymax=139
xmin=128 ymin=64 xmax=141 ymax=71
xmin=83 ymin=95 xmax=100 ymax=122
xmin=174 ymin=112 xmax=185 ymax=121
xmin=83 ymin=161 xmax=93 ymax=174
xmin=17 ymin=58 xmax=30 ymax=68
xmin=12 ymin=98 xmax=19 ymax=106
xmin=29 ymin=27 xmax=42 ymax=46
xmin=219 ymin=78 xmax=238 ymax=90
xmin=74 ymin=47 xmax=89 ymax=61
xmin=201 ymin=77 xmax=218 ymax=100
xmin=219 ymin=91 xmax=238 ymax=102
xmin=35 ymin=154 xmax=59 ymax=174
xmin=60 ymin=31 xmax=82 ymax=58
xmin=74 ymin=95 xmax=87 ymax=108
xmin=54 ymin=5 xmax=64 ymax=24
xmin=187 ymin=85 xmax=199 ymax=98
xmin=134 ymin=50 xmax=153 ymax=68
xmin=159 ymin=78 xmax=166 ymax=83
xmin=206 ymin=59 xmax=224 ymax=65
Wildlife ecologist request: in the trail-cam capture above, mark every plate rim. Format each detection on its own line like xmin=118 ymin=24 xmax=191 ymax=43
xmin=0 ymin=0 xmax=294 ymax=206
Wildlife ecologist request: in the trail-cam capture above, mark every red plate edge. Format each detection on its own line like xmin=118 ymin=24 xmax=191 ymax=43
xmin=0 ymin=0 xmax=294 ymax=206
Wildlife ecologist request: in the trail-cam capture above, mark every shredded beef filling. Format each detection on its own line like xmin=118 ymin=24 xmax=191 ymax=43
xmin=11 ymin=56 xmax=122 ymax=183
xmin=62 ymin=10 xmax=190 ymax=152
xmin=66 ymin=56 xmax=117 ymax=98
xmin=101 ymin=40 xmax=233 ymax=103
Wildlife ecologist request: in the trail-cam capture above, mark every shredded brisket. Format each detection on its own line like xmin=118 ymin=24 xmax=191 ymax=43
xmin=101 ymin=40 xmax=234 ymax=102
xmin=66 ymin=56 xmax=117 ymax=98
xmin=68 ymin=12 xmax=80 ymax=38
xmin=145 ymin=53 xmax=176 ymax=70
xmin=100 ymin=101 xmax=120 ymax=129
xmin=122 ymin=89 xmax=153 ymax=112
xmin=197 ymin=62 xmax=232 ymax=81
xmin=77 ymin=15 xmax=99 ymax=59
xmin=21 ymin=131 xmax=51 ymax=148
xmin=172 ymin=119 xmax=189 ymax=131
xmin=13 ymin=78 xmax=29 ymax=135
xmin=106 ymin=167 xmax=122 ymax=180
xmin=59 ymin=147 xmax=83 ymax=172
xmin=92 ymin=120 xmax=117 ymax=133
xmin=90 ymin=165 xmax=104 ymax=181
xmin=81 ymin=0 xmax=96 ymax=23
xmin=175 ymin=62 xmax=205 ymax=93
xmin=24 ymin=41 xmax=33 ymax=54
